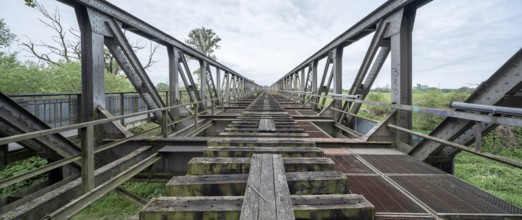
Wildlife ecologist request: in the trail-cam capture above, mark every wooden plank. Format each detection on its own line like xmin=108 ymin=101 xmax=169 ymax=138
xmin=225 ymin=128 xmax=304 ymax=133
xmin=141 ymin=194 xmax=374 ymax=220
xmin=240 ymin=154 xmax=263 ymax=219
xmin=187 ymin=157 xmax=335 ymax=175
xmin=203 ymin=146 xmax=324 ymax=158
xmin=257 ymin=154 xmax=277 ymax=219
xmin=218 ymin=132 xmax=309 ymax=138
xmin=240 ymin=154 xmax=294 ymax=220
xmin=166 ymin=171 xmax=348 ymax=196
xmin=272 ymin=154 xmax=295 ymax=219
xmin=207 ymin=138 xmax=316 ymax=147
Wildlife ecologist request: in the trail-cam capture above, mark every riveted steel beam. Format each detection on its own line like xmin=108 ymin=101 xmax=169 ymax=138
xmin=58 ymin=0 xmax=255 ymax=83
xmin=275 ymin=0 xmax=430 ymax=82
xmin=411 ymin=48 xmax=522 ymax=162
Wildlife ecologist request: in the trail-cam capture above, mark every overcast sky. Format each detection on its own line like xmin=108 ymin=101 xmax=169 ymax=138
xmin=1 ymin=0 xmax=521 ymax=88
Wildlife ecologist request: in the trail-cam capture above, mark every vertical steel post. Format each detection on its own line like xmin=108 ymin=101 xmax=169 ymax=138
xmin=162 ymin=109 xmax=168 ymax=138
xmin=475 ymin=121 xmax=482 ymax=152
xmin=199 ymin=60 xmax=207 ymax=110
xmin=301 ymin=68 xmax=306 ymax=103
xmin=168 ymin=46 xmax=180 ymax=120
xmin=333 ymin=47 xmax=343 ymax=119
xmin=194 ymin=102 xmax=199 ymax=129
xmin=119 ymin=93 xmax=124 ymax=125
xmin=80 ymin=125 xmax=94 ymax=193
xmin=390 ymin=7 xmax=415 ymax=145
xmin=0 ymin=144 xmax=7 ymax=167
xmin=76 ymin=6 xmax=105 ymax=143
xmin=311 ymin=60 xmax=318 ymax=110
xmin=216 ymin=68 xmax=221 ymax=99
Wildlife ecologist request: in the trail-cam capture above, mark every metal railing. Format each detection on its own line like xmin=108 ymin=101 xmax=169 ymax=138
xmin=274 ymin=89 xmax=522 ymax=169
xmin=0 ymin=89 xmax=249 ymax=218
xmin=7 ymin=91 xmax=193 ymax=128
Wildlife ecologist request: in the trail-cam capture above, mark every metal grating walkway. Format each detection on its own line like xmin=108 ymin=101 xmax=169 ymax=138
xmin=321 ymin=147 xmax=522 ymax=219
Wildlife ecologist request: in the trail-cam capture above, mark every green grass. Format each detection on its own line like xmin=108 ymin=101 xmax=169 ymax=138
xmin=0 ymin=156 xmax=48 ymax=198
xmin=72 ymin=182 xmax=165 ymax=220
xmin=455 ymin=152 xmax=522 ymax=207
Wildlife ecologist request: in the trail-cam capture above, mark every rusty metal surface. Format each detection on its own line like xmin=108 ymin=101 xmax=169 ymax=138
xmin=390 ymin=175 xmax=522 ymax=215
xmin=347 ymin=175 xmax=426 ymax=213
xmin=360 ymin=155 xmax=446 ymax=174
xmin=376 ymin=217 xmax=435 ymax=220
xmin=327 ymin=155 xmax=374 ymax=174
xmin=297 ymin=121 xmax=330 ymax=138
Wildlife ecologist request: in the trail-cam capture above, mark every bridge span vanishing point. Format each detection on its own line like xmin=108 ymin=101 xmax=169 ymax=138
xmin=0 ymin=0 xmax=521 ymax=219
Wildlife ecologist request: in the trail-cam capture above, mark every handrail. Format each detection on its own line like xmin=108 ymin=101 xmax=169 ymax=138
xmin=0 ymin=92 xmax=241 ymax=145
xmin=275 ymin=90 xmax=522 ymax=128
xmin=0 ymin=123 xmax=160 ymax=189
xmin=387 ymin=124 xmax=522 ymax=169
xmin=274 ymin=89 xmax=522 ymax=169
xmin=0 ymin=91 xmax=248 ymax=189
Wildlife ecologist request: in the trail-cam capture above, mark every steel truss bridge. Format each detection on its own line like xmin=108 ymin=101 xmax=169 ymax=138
xmin=0 ymin=0 xmax=521 ymax=219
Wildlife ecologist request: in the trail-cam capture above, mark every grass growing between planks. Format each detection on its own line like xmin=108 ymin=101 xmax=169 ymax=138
xmin=72 ymin=182 xmax=165 ymax=220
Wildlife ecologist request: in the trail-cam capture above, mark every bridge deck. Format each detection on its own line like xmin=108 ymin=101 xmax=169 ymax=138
xmin=140 ymin=92 xmax=522 ymax=219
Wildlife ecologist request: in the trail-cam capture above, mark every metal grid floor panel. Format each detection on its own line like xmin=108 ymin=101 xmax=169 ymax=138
xmin=390 ymin=175 xmax=522 ymax=215
xmin=328 ymin=155 xmax=375 ymax=174
xmin=347 ymin=175 xmax=427 ymax=213
xmin=297 ymin=121 xmax=331 ymax=138
xmin=361 ymin=155 xmax=446 ymax=174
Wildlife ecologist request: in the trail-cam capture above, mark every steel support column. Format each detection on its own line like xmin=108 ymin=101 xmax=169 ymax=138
xmin=76 ymin=7 xmax=105 ymax=142
xmin=390 ymin=7 xmax=416 ymax=145
xmin=200 ymin=60 xmax=208 ymax=109
xmin=0 ymin=144 xmax=7 ymax=167
xmin=311 ymin=60 xmax=318 ymax=109
xmin=167 ymin=46 xmax=180 ymax=121
xmin=216 ymin=68 xmax=221 ymax=99
xmin=332 ymin=47 xmax=343 ymax=119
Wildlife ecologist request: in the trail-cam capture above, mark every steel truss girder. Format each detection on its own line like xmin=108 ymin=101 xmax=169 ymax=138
xmin=178 ymin=51 xmax=202 ymax=107
xmin=347 ymin=47 xmax=390 ymax=121
xmin=410 ymin=48 xmax=522 ymax=162
xmin=58 ymin=0 xmax=253 ymax=83
xmin=205 ymin=65 xmax=220 ymax=105
xmin=104 ymin=19 xmax=171 ymax=123
xmin=315 ymin=53 xmax=334 ymax=111
xmin=303 ymin=64 xmax=314 ymax=102
xmin=275 ymin=0 xmax=430 ymax=82
xmin=0 ymin=93 xmax=80 ymax=167
xmin=339 ymin=20 xmax=389 ymax=123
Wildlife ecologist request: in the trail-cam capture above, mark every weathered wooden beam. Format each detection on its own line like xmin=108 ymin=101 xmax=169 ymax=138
xmin=140 ymin=194 xmax=374 ymax=220
xmin=166 ymin=171 xmax=348 ymax=197
xmin=187 ymin=157 xmax=334 ymax=175
xmin=203 ymin=146 xmax=323 ymax=158
xmin=240 ymin=154 xmax=294 ymax=219
xmin=258 ymin=119 xmax=276 ymax=132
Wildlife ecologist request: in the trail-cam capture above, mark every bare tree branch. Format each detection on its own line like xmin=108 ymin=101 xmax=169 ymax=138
xmin=21 ymin=0 xmax=158 ymax=73
xmin=143 ymin=41 xmax=159 ymax=69
xmin=20 ymin=36 xmax=59 ymax=66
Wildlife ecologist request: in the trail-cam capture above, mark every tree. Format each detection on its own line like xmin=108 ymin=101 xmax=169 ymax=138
xmin=185 ymin=27 xmax=221 ymax=82
xmin=0 ymin=19 xmax=16 ymax=56
xmin=21 ymin=0 xmax=158 ymax=74
xmin=155 ymin=82 xmax=169 ymax=91
xmin=0 ymin=60 xmax=134 ymax=93
xmin=185 ymin=27 xmax=221 ymax=60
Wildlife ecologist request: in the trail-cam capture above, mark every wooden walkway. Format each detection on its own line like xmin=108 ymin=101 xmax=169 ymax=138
xmin=140 ymin=92 xmax=375 ymax=219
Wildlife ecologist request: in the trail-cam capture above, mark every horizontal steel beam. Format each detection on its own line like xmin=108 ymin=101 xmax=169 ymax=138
xmin=275 ymin=0 xmax=430 ymax=83
xmin=450 ymin=102 xmax=522 ymax=117
xmin=58 ymin=0 xmax=255 ymax=84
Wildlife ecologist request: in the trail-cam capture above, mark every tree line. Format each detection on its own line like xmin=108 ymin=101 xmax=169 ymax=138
xmin=1 ymin=0 xmax=222 ymax=94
